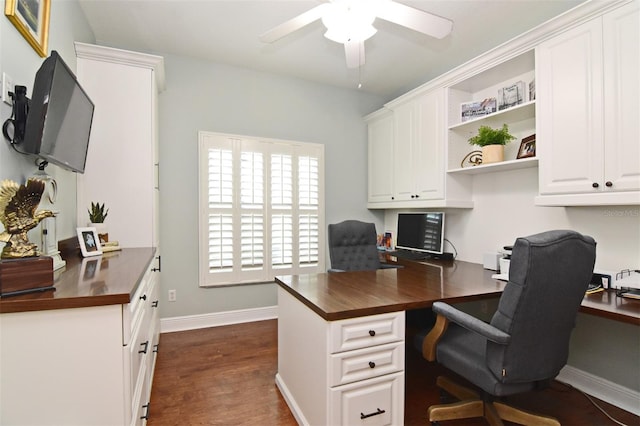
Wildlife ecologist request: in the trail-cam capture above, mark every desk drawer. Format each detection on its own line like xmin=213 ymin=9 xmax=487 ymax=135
xmin=329 ymin=312 xmax=404 ymax=353
xmin=329 ymin=371 xmax=404 ymax=426
xmin=329 ymin=342 xmax=404 ymax=387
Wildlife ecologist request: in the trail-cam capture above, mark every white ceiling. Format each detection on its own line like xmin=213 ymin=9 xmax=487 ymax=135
xmin=78 ymin=0 xmax=586 ymax=99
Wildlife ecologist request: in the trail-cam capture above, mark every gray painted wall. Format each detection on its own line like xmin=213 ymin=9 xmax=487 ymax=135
xmin=157 ymin=53 xmax=385 ymax=318
xmin=0 ymin=0 xmax=94 ymax=238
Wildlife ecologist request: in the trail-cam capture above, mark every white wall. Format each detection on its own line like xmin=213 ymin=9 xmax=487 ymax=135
xmin=385 ymin=167 xmax=640 ymax=270
xmin=157 ymin=53 xmax=385 ymax=319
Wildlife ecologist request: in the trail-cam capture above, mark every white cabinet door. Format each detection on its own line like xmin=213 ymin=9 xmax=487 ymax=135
xmin=76 ymin=44 xmax=163 ymax=247
xmin=537 ymin=1 xmax=639 ymax=202
xmin=414 ymin=89 xmax=445 ymax=200
xmin=537 ymin=18 xmax=604 ymax=195
xmin=602 ymin=1 xmax=640 ymax=192
xmin=392 ymin=101 xmax=416 ymax=202
xmin=392 ymin=90 xmax=445 ymax=202
xmin=367 ymin=111 xmax=395 ymax=203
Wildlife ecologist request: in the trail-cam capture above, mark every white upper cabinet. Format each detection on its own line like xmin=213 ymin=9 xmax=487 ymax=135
xmin=75 ymin=43 xmax=165 ymax=245
xmin=392 ymin=90 xmax=444 ymax=202
xmin=536 ymin=1 xmax=639 ymax=205
xmin=367 ymin=88 xmax=472 ymax=209
xmin=367 ymin=109 xmax=394 ymax=203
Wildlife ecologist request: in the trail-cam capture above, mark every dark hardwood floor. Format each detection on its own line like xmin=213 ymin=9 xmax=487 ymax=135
xmin=148 ymin=319 xmax=638 ymax=425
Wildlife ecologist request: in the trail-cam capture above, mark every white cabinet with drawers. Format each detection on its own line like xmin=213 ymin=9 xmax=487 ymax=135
xmin=0 ymin=250 xmax=160 ymax=426
xmin=276 ymin=287 xmax=405 ymax=425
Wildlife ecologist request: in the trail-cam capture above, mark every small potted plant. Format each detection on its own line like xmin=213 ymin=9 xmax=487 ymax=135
xmin=88 ymin=202 xmax=109 ymax=243
xmin=468 ymin=124 xmax=516 ymax=164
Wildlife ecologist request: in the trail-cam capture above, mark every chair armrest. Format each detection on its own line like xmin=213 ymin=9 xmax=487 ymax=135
xmin=380 ymin=263 xmax=404 ymax=269
xmin=432 ymin=301 xmax=511 ymax=345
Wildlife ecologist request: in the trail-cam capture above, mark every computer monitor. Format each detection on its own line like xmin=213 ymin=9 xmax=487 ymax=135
xmin=396 ymin=212 xmax=445 ymax=255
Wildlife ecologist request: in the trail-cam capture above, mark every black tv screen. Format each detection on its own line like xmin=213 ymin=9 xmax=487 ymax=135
xmin=396 ymin=212 xmax=445 ymax=255
xmin=23 ymin=51 xmax=94 ymax=173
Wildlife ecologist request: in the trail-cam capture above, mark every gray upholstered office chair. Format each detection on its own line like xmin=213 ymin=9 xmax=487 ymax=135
xmin=328 ymin=220 xmax=399 ymax=272
xmin=421 ymin=230 xmax=596 ymax=426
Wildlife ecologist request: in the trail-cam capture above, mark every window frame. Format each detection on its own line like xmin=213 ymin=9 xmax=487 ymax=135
xmin=198 ymin=131 xmax=325 ymax=287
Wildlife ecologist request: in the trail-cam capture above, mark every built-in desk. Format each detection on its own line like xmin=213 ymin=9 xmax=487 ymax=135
xmin=274 ymin=258 xmax=640 ymax=425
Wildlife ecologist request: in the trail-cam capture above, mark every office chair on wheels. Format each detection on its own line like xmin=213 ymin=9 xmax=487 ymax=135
xmin=328 ymin=220 xmax=400 ymax=272
xmin=421 ymin=230 xmax=596 ymax=425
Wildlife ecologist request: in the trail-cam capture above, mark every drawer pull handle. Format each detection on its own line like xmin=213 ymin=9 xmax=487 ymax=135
xmin=141 ymin=403 xmax=150 ymax=420
xmin=153 ymin=344 xmax=159 ymax=353
xmin=368 ymin=361 xmax=376 ymax=369
xmin=361 ymin=408 xmax=385 ymax=420
xmin=368 ymin=330 xmax=376 ymax=337
xmin=152 ymin=255 xmax=161 ymax=272
xmin=152 ymin=300 xmax=159 ymax=308
xmin=139 ymin=341 xmax=149 ymax=354
xmin=140 ymin=294 xmax=147 ymax=301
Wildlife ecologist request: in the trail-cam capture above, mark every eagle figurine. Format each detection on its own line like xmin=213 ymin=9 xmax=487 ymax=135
xmin=0 ymin=179 xmax=55 ymax=259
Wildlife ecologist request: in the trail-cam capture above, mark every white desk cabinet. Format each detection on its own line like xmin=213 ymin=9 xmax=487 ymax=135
xmin=536 ymin=1 xmax=640 ymax=205
xmin=75 ymin=43 xmax=165 ymax=246
xmin=0 ymin=249 xmax=160 ymax=426
xmin=276 ymin=287 xmax=405 ymax=425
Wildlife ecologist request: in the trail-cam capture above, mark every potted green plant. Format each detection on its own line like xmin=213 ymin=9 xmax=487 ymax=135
xmin=468 ymin=124 xmax=516 ymax=164
xmin=88 ymin=202 xmax=109 ymax=242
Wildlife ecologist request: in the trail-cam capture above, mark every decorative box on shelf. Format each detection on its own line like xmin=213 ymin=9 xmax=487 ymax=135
xmin=0 ymin=256 xmax=54 ymax=297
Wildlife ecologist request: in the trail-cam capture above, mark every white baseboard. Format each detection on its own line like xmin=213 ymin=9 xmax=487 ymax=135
xmin=160 ymin=305 xmax=278 ymax=333
xmin=557 ymin=365 xmax=640 ymax=416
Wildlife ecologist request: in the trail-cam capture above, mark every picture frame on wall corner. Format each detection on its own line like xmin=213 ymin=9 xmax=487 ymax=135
xmin=77 ymin=227 xmax=103 ymax=257
xmin=4 ymin=0 xmax=51 ymax=57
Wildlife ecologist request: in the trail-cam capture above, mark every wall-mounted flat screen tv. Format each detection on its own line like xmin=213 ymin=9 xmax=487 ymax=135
xmin=22 ymin=50 xmax=94 ymax=173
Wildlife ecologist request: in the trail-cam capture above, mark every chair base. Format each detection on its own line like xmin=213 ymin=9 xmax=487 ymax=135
xmin=428 ymin=376 xmax=560 ymax=426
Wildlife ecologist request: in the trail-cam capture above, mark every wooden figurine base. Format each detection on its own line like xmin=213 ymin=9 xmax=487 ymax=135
xmin=0 ymin=257 xmax=54 ymax=297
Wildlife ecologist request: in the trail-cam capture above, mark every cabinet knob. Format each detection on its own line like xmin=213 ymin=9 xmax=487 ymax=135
xmin=368 ymin=330 xmax=376 ymax=337
xmin=140 ymin=294 xmax=147 ymax=301
xmin=369 ymin=361 xmax=376 ymax=369
xmin=605 ymin=181 xmax=613 ymax=187
xmin=592 ymin=182 xmax=599 ymax=188
xmin=391 ymin=196 xmax=394 ymax=200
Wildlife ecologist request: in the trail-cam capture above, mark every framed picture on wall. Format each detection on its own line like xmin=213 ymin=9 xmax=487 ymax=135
xmin=4 ymin=0 xmax=51 ymax=57
xmin=517 ymin=134 xmax=536 ymax=159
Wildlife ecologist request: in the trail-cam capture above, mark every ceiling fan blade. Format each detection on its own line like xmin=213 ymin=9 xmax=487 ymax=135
xmin=260 ymin=3 xmax=330 ymax=43
xmin=376 ymin=0 xmax=453 ymax=39
xmin=344 ymin=40 xmax=365 ymax=69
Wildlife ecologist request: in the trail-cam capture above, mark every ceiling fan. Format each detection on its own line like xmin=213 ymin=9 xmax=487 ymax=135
xmin=260 ymin=0 xmax=453 ymax=69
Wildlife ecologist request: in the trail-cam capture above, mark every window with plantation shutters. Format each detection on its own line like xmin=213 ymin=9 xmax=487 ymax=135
xmin=199 ymin=132 xmax=325 ymax=286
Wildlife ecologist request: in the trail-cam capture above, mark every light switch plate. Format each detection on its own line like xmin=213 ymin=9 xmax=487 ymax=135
xmin=2 ymin=72 xmax=14 ymax=105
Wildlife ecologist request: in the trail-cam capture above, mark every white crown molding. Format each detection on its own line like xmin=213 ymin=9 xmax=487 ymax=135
xmin=386 ymin=0 xmax=633 ymax=107
xmin=74 ymin=42 xmax=166 ymax=92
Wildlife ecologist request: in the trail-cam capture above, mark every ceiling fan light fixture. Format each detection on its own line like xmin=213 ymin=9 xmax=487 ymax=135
xmin=321 ymin=1 xmax=377 ymax=44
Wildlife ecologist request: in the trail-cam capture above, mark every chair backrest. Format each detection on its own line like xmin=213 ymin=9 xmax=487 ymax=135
xmin=487 ymin=230 xmax=596 ymax=384
xmin=328 ymin=220 xmax=381 ymax=271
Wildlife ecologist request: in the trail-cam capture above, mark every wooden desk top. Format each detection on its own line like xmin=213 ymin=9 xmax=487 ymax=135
xmin=0 ymin=247 xmax=156 ymax=314
xmin=276 ymin=259 xmax=506 ymax=321
xmin=276 ymin=259 xmax=640 ymax=325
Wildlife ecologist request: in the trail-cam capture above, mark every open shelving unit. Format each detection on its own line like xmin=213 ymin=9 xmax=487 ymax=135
xmin=446 ymin=50 xmax=537 ymax=175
